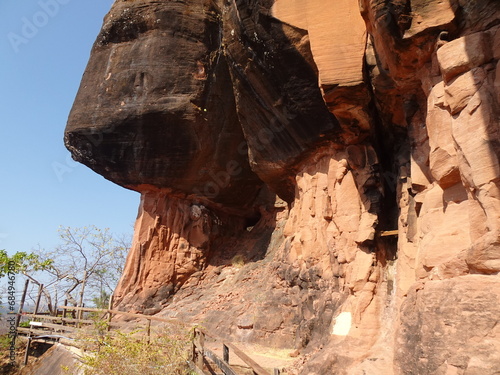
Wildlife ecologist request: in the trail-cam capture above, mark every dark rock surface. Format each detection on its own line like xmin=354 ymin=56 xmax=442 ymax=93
xmin=65 ymin=0 xmax=340 ymax=208
xmin=66 ymin=0 xmax=262 ymax=213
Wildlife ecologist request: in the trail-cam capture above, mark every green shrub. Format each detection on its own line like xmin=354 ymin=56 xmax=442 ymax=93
xmin=0 ymin=334 xmax=12 ymax=350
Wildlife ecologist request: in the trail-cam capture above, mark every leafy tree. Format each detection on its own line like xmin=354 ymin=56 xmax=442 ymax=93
xmin=0 ymin=250 xmax=52 ymax=317
xmin=0 ymin=249 xmax=52 ymax=278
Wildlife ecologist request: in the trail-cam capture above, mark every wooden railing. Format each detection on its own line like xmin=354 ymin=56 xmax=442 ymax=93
xmin=17 ymin=305 xmax=282 ymax=374
xmin=190 ymin=328 xmax=281 ymax=375
xmin=58 ymin=305 xmax=183 ymax=338
xmin=17 ymin=305 xmax=191 ymax=365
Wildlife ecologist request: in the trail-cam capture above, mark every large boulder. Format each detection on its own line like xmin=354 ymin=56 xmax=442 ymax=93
xmin=65 ymin=0 xmax=500 ymax=373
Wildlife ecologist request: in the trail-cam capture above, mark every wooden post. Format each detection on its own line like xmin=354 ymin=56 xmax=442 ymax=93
xmin=107 ymin=294 xmax=114 ymax=310
xmin=23 ymin=336 xmax=31 ymax=366
xmin=194 ymin=329 xmax=205 ymax=370
xmin=15 ymin=279 xmax=29 ymax=328
xmin=107 ymin=294 xmax=114 ymax=331
xmin=62 ymin=300 xmax=67 ymax=320
xmin=225 ymin=342 xmax=270 ymax=375
xmin=77 ymin=303 xmax=85 ymax=329
xmin=274 ymin=369 xmax=281 ymax=375
xmin=77 ymin=309 xmax=81 ymax=328
xmin=191 ymin=330 xmax=196 ymax=366
xmin=146 ymin=319 xmax=151 ymax=343
xmin=33 ymin=284 xmax=44 ymax=317
xmin=223 ymin=344 xmax=229 ymax=363
xmin=191 ymin=339 xmax=196 ymax=366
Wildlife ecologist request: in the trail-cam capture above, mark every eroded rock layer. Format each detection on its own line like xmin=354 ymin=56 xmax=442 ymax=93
xmin=65 ymin=0 xmax=500 ymax=373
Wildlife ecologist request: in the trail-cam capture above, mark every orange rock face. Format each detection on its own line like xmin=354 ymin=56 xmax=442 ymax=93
xmin=66 ymin=0 xmax=500 ymax=373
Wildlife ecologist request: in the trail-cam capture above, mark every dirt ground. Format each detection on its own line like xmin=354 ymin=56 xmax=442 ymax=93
xmin=0 ymin=336 xmax=54 ymax=375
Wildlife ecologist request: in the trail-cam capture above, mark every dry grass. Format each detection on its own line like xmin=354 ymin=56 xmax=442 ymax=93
xmin=78 ymin=322 xmax=195 ymax=375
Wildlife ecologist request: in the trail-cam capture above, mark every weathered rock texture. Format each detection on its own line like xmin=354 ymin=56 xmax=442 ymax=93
xmin=65 ymin=0 xmax=500 ymax=373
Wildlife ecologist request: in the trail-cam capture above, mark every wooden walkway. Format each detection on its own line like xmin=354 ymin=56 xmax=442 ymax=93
xmin=190 ymin=328 xmax=281 ymax=375
xmin=16 ymin=305 xmax=283 ymax=374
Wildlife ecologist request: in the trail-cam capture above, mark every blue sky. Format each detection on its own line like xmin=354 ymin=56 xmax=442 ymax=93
xmin=0 ymin=0 xmax=139 ymax=256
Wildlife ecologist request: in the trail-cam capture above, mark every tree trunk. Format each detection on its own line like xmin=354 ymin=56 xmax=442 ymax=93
xmin=78 ymin=270 xmax=88 ymax=308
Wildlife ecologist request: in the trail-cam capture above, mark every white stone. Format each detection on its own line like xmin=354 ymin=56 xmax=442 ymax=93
xmin=332 ymin=311 xmax=352 ymax=336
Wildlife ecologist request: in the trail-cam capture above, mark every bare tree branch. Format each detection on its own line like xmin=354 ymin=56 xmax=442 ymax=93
xmin=16 ymin=226 xmax=131 ymax=314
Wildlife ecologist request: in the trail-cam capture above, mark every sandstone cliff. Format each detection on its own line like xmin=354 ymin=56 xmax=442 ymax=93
xmin=65 ymin=0 xmax=500 ymax=373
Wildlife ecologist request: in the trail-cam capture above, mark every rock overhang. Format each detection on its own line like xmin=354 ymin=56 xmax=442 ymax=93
xmin=65 ymin=0 xmax=343 ymax=212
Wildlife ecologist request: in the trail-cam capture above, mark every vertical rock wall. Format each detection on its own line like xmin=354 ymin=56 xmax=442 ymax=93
xmin=65 ymin=0 xmax=500 ymax=373
xmin=114 ymin=192 xmax=248 ymax=314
